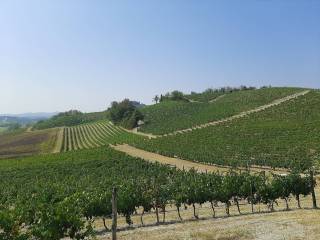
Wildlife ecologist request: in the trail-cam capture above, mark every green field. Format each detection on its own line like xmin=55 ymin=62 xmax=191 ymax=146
xmin=33 ymin=110 xmax=109 ymax=130
xmin=1 ymin=86 xmax=319 ymax=239
xmin=133 ymin=90 xmax=320 ymax=170
xmin=61 ymin=121 xmax=144 ymax=151
xmin=0 ymin=146 xmax=313 ymax=239
xmin=139 ymin=87 xmax=303 ymax=135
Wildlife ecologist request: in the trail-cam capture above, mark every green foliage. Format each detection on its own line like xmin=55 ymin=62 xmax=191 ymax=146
xmin=0 ymin=209 xmax=29 ymax=240
xmin=134 ymin=90 xmax=318 ymax=169
xmin=140 ymin=87 xmax=302 ymax=135
xmin=161 ymin=90 xmax=186 ymax=102
xmin=0 ymin=147 xmax=314 ymax=237
xmin=109 ymin=99 xmax=144 ymax=129
xmin=185 ymin=86 xmax=256 ymax=102
xmin=33 ymin=110 xmax=108 ymax=130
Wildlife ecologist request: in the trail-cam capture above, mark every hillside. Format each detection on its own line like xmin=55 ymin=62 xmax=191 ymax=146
xmin=139 ymin=87 xmax=303 ymax=135
xmin=0 ymin=128 xmax=61 ymax=158
xmin=60 ymin=121 xmax=144 ymax=152
xmin=184 ymin=86 xmax=256 ymax=103
xmin=133 ymin=90 xmax=320 ymax=170
xmin=1 ymin=86 xmax=320 ymax=239
xmin=33 ymin=110 xmax=109 ymax=130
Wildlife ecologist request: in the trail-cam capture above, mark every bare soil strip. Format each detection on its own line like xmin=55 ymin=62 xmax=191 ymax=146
xmin=208 ymin=93 xmax=226 ymax=103
xmin=52 ymin=127 xmax=64 ymax=153
xmin=111 ymin=144 xmax=287 ymax=174
xmin=120 ymin=125 xmax=158 ymax=139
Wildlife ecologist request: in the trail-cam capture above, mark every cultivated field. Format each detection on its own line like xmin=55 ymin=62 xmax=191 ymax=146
xmin=1 ymin=87 xmax=319 ymax=240
xmin=1 ymin=146 xmax=317 ymax=239
xmin=139 ymin=87 xmax=303 ymax=135
xmin=133 ymin=90 xmax=320 ymax=169
xmin=0 ymin=128 xmax=60 ymax=158
xmin=60 ymin=121 xmax=144 ymax=152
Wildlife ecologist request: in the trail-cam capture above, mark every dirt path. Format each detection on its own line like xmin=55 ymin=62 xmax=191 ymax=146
xmin=26 ymin=127 xmax=33 ymax=132
xmin=111 ymin=144 xmax=287 ymax=174
xmin=52 ymin=127 xmax=64 ymax=153
xmin=208 ymin=94 xmax=226 ymax=103
xmin=121 ymin=126 xmax=158 ymax=139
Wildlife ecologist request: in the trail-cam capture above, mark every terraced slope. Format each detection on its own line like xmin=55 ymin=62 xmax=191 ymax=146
xmin=139 ymin=87 xmax=303 ymax=135
xmin=61 ymin=121 xmax=143 ymax=152
xmin=133 ymin=90 xmax=320 ymax=170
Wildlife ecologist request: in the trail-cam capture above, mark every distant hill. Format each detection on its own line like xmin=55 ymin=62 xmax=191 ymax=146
xmin=0 ymin=112 xmax=58 ymax=120
xmin=32 ymin=100 xmax=145 ymax=130
xmin=32 ymin=110 xmax=109 ymax=130
xmin=0 ymin=116 xmax=32 ymax=125
xmin=0 ymin=112 xmax=58 ymax=133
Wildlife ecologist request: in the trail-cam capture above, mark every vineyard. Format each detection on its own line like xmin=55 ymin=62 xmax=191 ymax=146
xmin=139 ymin=87 xmax=303 ymax=135
xmin=1 ymin=88 xmax=319 ymax=239
xmin=0 ymin=146 xmax=316 ymax=239
xmin=60 ymin=121 xmax=144 ymax=152
xmin=133 ymin=91 xmax=320 ymax=170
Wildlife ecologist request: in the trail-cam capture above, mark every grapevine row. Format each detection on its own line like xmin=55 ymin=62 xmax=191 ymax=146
xmin=140 ymin=87 xmax=303 ymax=135
xmin=133 ymin=91 xmax=320 ymax=170
xmin=60 ymin=121 xmax=142 ymax=152
xmin=0 ymin=147 xmax=317 ymax=239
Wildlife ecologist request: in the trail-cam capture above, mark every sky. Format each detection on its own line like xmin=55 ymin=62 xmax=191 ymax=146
xmin=0 ymin=0 xmax=319 ymax=114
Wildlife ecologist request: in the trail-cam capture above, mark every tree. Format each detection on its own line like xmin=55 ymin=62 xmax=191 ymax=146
xmin=109 ymin=99 xmax=144 ymax=129
xmin=171 ymin=91 xmax=185 ymax=101
xmin=153 ymin=95 xmax=160 ymax=104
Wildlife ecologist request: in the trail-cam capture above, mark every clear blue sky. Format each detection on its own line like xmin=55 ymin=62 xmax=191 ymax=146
xmin=1 ymin=0 xmax=319 ymax=114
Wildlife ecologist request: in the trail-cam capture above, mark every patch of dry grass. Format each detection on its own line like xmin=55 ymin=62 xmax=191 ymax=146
xmin=96 ymin=184 xmax=320 ymax=240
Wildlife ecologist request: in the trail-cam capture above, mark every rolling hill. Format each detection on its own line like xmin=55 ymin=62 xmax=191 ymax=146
xmin=139 ymin=87 xmax=303 ymax=135
xmin=32 ymin=110 xmax=109 ymax=130
xmin=0 ymin=86 xmax=319 ymax=239
xmin=132 ymin=90 xmax=320 ymax=170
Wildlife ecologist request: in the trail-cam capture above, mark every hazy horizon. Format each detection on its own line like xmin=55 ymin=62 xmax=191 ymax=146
xmin=1 ymin=1 xmax=319 ymax=114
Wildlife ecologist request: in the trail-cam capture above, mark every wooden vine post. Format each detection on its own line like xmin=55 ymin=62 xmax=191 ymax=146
xmin=247 ymin=160 xmax=254 ymax=213
xmin=112 ymin=187 xmax=118 ymax=240
xmin=310 ymin=167 xmax=318 ymax=209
